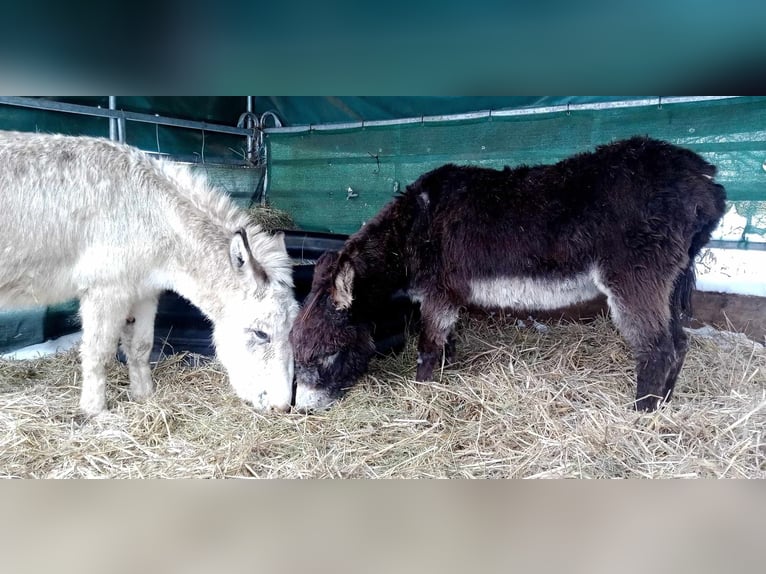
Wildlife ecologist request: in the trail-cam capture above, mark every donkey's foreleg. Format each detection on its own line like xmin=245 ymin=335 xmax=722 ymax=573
xmin=443 ymin=330 xmax=458 ymax=365
xmin=120 ymin=295 xmax=159 ymax=402
xmin=415 ymin=296 xmax=459 ymax=381
xmin=79 ymin=293 xmax=133 ymax=416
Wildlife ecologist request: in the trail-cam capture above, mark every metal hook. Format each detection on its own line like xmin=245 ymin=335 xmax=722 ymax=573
xmin=256 ymin=111 xmax=284 ymax=159
xmin=259 ymin=111 xmax=283 ymax=129
xmin=236 ymin=111 xmax=259 ymax=128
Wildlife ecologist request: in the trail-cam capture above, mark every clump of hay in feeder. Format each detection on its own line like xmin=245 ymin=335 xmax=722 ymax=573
xmin=247 ymin=205 xmax=295 ymax=232
xmin=0 ymin=315 xmax=763 ymax=478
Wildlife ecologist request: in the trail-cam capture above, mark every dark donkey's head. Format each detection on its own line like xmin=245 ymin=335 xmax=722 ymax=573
xmin=290 ymin=250 xmax=376 ymax=410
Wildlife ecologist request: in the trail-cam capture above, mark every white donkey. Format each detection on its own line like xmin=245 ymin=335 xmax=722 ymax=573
xmin=0 ymin=130 xmax=298 ymax=415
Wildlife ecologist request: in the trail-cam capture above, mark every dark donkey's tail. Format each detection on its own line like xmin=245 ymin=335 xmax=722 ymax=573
xmin=673 ymin=265 xmax=697 ymax=322
xmin=675 ymin=173 xmax=727 ymax=321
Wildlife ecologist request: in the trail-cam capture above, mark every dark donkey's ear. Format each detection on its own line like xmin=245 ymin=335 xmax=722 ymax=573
xmin=331 ymin=253 xmax=355 ymax=310
xmin=230 ymin=228 xmax=268 ymax=284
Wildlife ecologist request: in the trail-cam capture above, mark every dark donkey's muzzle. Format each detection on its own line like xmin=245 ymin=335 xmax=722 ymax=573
xmin=292 ymin=364 xmax=338 ymax=412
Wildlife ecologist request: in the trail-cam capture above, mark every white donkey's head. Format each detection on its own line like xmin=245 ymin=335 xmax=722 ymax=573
xmin=213 ymin=227 xmax=298 ymax=412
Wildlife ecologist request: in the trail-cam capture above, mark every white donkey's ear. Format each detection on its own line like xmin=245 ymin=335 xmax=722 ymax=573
xmin=272 ymin=230 xmax=286 ymax=253
xmin=230 ymin=229 xmax=268 ymax=284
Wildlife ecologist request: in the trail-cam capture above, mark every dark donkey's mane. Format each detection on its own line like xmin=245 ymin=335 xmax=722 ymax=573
xmin=332 ymin=191 xmax=419 ymax=318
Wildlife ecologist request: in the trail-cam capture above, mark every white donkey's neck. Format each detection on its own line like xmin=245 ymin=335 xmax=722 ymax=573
xmin=153 ymin=211 xmax=246 ymax=323
xmin=148 ymin=160 xmax=291 ymax=322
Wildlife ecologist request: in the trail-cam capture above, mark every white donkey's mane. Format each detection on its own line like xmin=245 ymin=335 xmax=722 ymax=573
xmin=156 ymin=160 xmax=293 ymax=287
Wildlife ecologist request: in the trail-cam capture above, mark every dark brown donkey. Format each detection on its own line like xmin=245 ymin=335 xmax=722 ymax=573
xmin=290 ymin=136 xmax=726 ymax=411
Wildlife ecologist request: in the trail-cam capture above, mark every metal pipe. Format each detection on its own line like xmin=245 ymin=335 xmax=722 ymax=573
xmin=246 ymin=96 xmax=255 ymax=161
xmin=108 ymin=96 xmax=117 ymax=141
xmin=2 ymin=95 xmax=744 ymax=138
xmin=262 ymin=139 xmax=270 ymax=206
xmin=706 ymin=240 xmax=766 ymax=252
xmin=0 ymin=96 xmax=253 ymax=137
xmin=264 ymin=96 xmax=743 ymax=134
xmin=117 ymin=112 xmax=126 ymax=143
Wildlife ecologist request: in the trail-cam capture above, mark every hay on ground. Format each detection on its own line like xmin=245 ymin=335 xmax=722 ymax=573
xmin=247 ymin=205 xmax=295 ymax=232
xmin=0 ymin=315 xmax=763 ymax=478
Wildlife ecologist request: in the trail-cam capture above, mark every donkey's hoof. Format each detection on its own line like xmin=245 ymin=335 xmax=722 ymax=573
xmin=129 ymin=383 xmax=155 ymax=403
xmin=634 ymin=395 xmax=661 ymax=412
xmin=79 ymin=388 xmax=107 ymax=417
xmin=415 ymin=367 xmax=435 ymax=382
xmin=79 ymin=401 xmax=107 ymax=418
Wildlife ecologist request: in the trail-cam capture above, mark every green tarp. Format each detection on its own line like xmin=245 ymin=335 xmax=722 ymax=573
xmin=266 ymin=96 xmax=766 ymax=236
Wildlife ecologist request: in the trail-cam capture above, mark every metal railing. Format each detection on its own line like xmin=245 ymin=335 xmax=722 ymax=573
xmin=0 ymin=96 xmax=255 ymax=138
xmin=263 ymin=96 xmax=742 ymax=134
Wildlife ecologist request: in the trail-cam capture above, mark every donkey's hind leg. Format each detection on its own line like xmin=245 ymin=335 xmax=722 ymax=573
xmin=633 ymin=328 xmax=676 ymax=411
xmin=79 ymin=292 xmax=133 ymax=416
xmin=596 ymin=271 xmax=676 ymax=411
xmin=120 ymin=295 xmax=159 ymax=402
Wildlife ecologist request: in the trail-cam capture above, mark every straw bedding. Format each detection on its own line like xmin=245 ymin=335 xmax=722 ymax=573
xmin=0 ymin=314 xmax=763 ymax=478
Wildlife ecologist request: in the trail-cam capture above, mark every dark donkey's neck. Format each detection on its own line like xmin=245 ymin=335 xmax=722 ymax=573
xmin=343 ymin=193 xmax=415 ymax=312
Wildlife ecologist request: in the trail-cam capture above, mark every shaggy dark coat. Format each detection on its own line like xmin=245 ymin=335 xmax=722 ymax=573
xmin=290 ymin=136 xmax=727 ymax=411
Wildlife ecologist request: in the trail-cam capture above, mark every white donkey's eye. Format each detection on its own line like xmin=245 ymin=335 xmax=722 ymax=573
xmin=249 ymin=329 xmax=271 ymax=344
